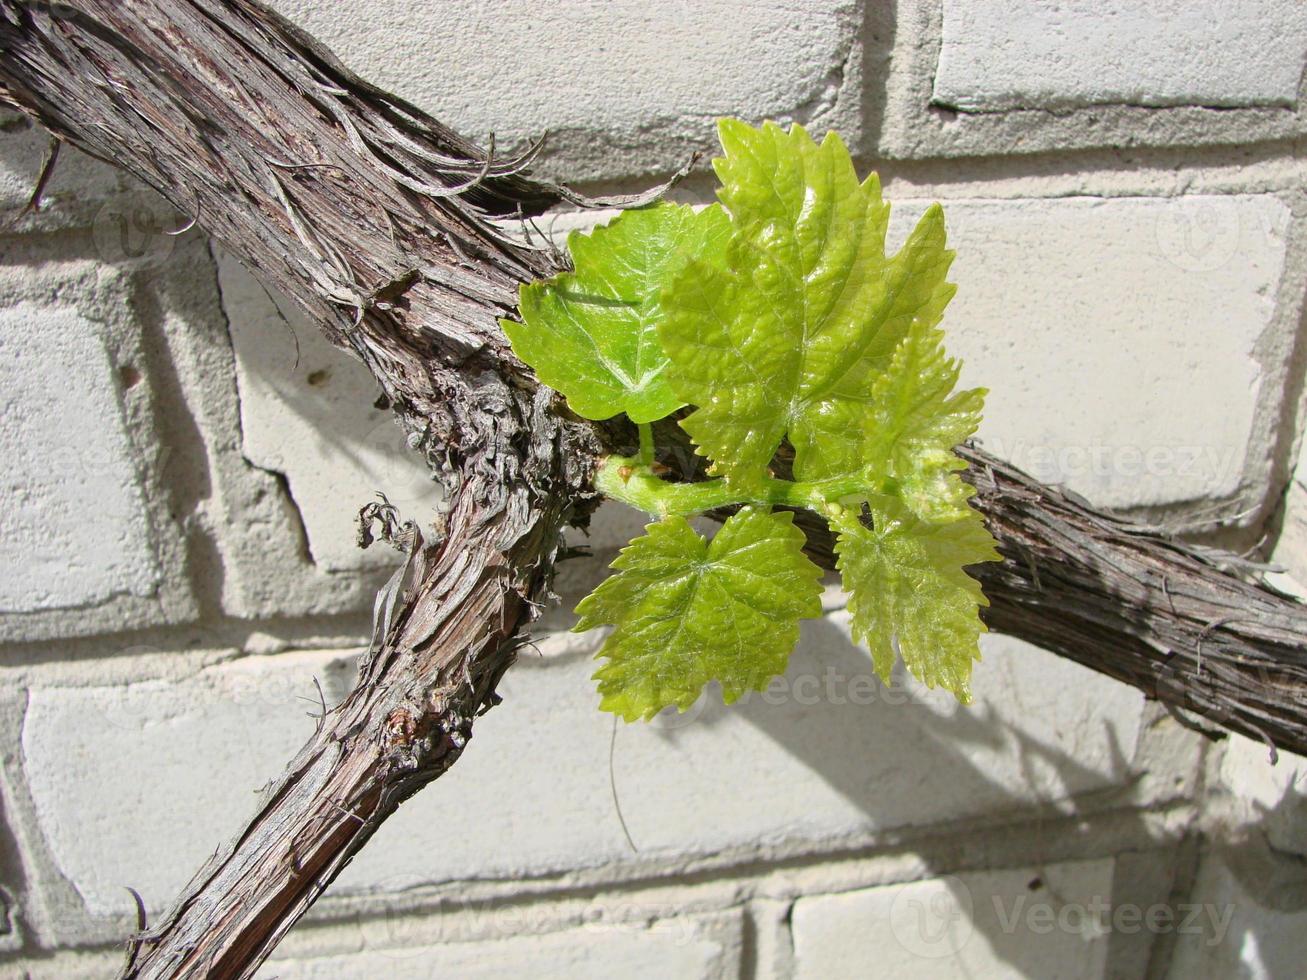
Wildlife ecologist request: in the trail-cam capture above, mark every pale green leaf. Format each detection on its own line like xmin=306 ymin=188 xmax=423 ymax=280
xmin=575 ymin=507 xmax=823 ymax=721
xmin=833 ymin=497 xmax=999 ymax=702
xmin=503 ymin=201 xmax=730 ymax=422
xmin=659 ymin=119 xmax=955 ymax=486
xmin=863 ymin=321 xmax=986 ymax=519
xmin=792 ymin=210 xmax=958 ymax=484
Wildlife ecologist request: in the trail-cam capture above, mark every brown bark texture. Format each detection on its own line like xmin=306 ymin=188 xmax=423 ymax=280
xmin=0 ymin=1 xmax=1303 ymax=978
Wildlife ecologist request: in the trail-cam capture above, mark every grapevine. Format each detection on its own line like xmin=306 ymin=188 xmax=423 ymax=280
xmin=504 ymin=119 xmax=999 ymax=721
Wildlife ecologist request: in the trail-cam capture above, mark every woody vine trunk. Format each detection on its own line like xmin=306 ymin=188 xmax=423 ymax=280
xmin=0 ymin=1 xmax=1304 ymax=978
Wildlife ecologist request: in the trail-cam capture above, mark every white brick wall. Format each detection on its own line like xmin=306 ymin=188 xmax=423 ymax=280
xmin=217 ymin=251 xmax=442 ymax=572
xmin=931 ymin=194 xmax=1289 ymax=513
xmin=1 ymin=2 xmax=1304 ymax=977
xmin=934 ymin=1 xmax=1307 ymax=111
xmin=0 ymin=303 xmax=159 ymax=612
xmin=0 ymin=253 xmax=198 ymax=642
xmin=339 ymin=630 xmax=1145 ymax=893
xmin=267 ymin=0 xmax=862 ymax=181
xmin=1163 ymin=843 xmax=1307 ymax=979
xmin=792 ymin=859 xmax=1118 ymax=978
xmin=20 ymin=650 xmax=349 ymax=919
xmin=258 ymin=913 xmax=741 ymax=980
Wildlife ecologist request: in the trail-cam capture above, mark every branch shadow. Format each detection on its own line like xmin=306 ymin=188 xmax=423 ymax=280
xmin=619 ymin=609 xmax=1208 ymax=976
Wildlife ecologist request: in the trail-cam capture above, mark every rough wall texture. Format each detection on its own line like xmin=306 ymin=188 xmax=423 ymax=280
xmin=2 ymin=1 xmax=1306 ymax=977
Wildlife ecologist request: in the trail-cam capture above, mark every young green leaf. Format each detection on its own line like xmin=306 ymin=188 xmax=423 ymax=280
xmin=502 ymin=201 xmax=730 ymax=422
xmin=862 ymin=320 xmax=986 ymax=520
xmin=502 ymin=117 xmax=1001 ymax=714
xmin=575 ymin=507 xmax=823 ymax=721
xmin=791 ymin=211 xmax=958 ymax=486
xmin=832 ymin=497 xmax=999 ymax=702
xmin=659 ymin=120 xmax=956 ymax=487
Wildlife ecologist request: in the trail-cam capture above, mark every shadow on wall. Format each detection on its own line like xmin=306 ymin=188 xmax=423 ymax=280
xmin=594 ymin=606 xmax=1303 ymax=978
xmin=1171 ymin=744 xmax=1307 ymax=979
xmin=620 ymin=613 xmax=1155 ymax=976
xmin=212 ymin=250 xmax=445 ymax=574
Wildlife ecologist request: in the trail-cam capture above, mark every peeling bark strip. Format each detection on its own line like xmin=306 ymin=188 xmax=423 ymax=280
xmin=0 ymin=1 xmax=1303 ymax=977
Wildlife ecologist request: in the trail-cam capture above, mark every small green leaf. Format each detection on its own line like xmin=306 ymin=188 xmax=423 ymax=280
xmin=832 ymin=497 xmax=999 ymax=702
xmin=502 ymin=201 xmax=730 ymax=422
xmin=862 ymin=320 xmax=986 ymax=519
xmin=659 ymin=120 xmax=955 ymax=487
xmin=575 ymin=507 xmax=823 ymax=721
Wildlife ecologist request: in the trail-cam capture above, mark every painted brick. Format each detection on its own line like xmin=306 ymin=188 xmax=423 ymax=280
xmin=14 ymin=627 xmax=1143 ymax=928
xmin=934 ymin=1 xmax=1307 ymax=111
xmin=266 ymin=0 xmax=859 ymax=180
xmin=335 ymin=624 xmax=1142 ymax=893
xmin=1270 ymin=437 xmax=1307 ymax=591
xmin=258 ymin=914 xmax=739 ymax=980
xmin=0 ymin=249 xmax=200 ymax=639
xmin=905 ymin=195 xmax=1289 ymax=511
xmin=154 ymin=245 xmax=402 ymax=621
xmin=1215 ymin=736 xmax=1307 ymax=858
xmin=1165 ymin=850 xmax=1307 ymax=979
xmin=217 ymin=253 xmax=443 ymax=573
xmin=20 ymin=650 xmax=353 ymax=919
xmin=881 ymin=4 xmax=1307 ymax=161
xmin=792 ymin=859 xmax=1116 ymax=979
xmin=0 ymin=303 xmax=159 ymax=612
xmin=4 ymin=950 xmax=122 ymax=980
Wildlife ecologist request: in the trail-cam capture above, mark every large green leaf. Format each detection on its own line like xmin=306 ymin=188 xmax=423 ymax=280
xmin=503 ymin=201 xmax=730 ymax=422
xmin=659 ymin=119 xmax=956 ymax=486
xmin=575 ymin=507 xmax=823 ymax=721
xmin=832 ymin=496 xmax=999 ymax=702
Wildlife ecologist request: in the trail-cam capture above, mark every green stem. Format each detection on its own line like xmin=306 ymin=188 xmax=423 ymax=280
xmin=636 ymin=422 xmax=655 ymax=466
xmin=596 ymin=455 xmax=884 ymax=519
